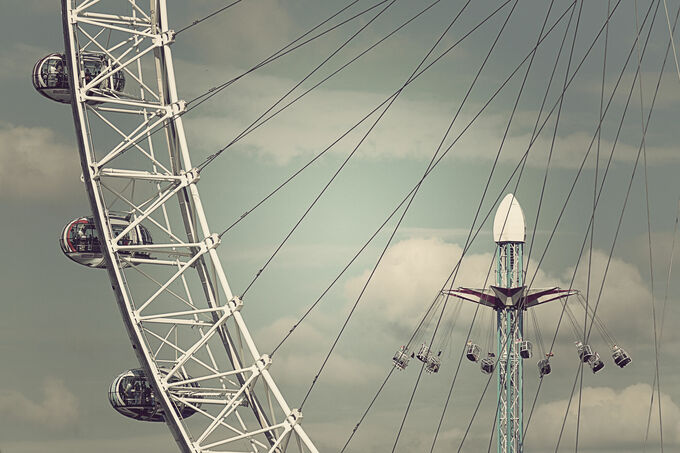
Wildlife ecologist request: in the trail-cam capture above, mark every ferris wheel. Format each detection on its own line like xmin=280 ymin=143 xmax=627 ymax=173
xmin=31 ymin=0 xmax=677 ymax=452
xmin=34 ymin=1 xmax=319 ymax=451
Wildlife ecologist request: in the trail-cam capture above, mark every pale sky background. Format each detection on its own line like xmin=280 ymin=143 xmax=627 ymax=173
xmin=2 ymin=0 xmax=680 ymax=452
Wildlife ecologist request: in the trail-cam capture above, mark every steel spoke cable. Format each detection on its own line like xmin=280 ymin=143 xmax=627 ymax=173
xmin=523 ymin=0 xmax=584 ymax=289
xmin=196 ymin=0 xmax=397 ymax=172
xmin=241 ymin=0 xmax=579 ymax=324
xmin=577 ymin=0 xmax=610 ymax=449
xmin=196 ymin=0 xmax=514 ymax=176
xmin=526 ymin=2 xmax=670 ymax=448
xmin=662 ymin=0 xmax=680 ymax=81
xmin=344 ymin=134 xmax=545 ymax=452
xmin=636 ymin=0 xmax=665 ymax=448
xmin=554 ymin=357 xmax=589 ymax=452
xmin=214 ymin=1 xmax=447 ymax=240
xmin=645 ymin=198 xmax=680 ymax=449
xmin=209 ymin=0 xmax=444 ymax=170
xmin=275 ymin=0 xmax=587 ymax=421
xmin=305 ymin=2 xmax=605 ymax=431
xmin=295 ymin=0 xmax=491 ymax=410
xmin=107 ymin=0 xmax=386 ymax=160
xmin=430 ymin=0 xmax=565 ymax=448
xmin=584 ymin=0 xmax=664 ymax=346
xmin=197 ymin=0 xmax=400 ymax=173
xmin=175 ymin=0 xmax=246 ymax=35
xmin=215 ymin=0 xmax=522 ymax=239
xmin=391 ymin=295 xmax=452 ymax=453
xmin=237 ymin=0 xmax=488 ymax=300
xmin=522 ymin=0 xmax=657 ymax=302
xmin=199 ymin=0 xmax=558 ymax=176
xmin=523 ymin=0 xmax=670 ymax=441
xmin=186 ymin=0 xmax=379 ymax=107
xmin=295 ymin=1 xmax=581 ymax=424
xmin=487 ymin=396 xmax=501 ymax=453
xmin=390 ymin=3 xmax=528 ymax=444
xmin=338 ymin=6 xmax=583 ymax=438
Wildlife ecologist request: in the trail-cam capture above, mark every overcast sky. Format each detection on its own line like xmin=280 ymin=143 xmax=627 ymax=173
xmin=2 ymin=0 xmax=680 ymax=452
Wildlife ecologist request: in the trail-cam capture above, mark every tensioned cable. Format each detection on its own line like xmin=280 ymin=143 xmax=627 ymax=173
xmin=522 ymin=0 xmax=584 ymax=295
xmin=281 ymin=0 xmax=579 ymax=386
xmin=576 ymin=1 xmax=610 ymax=450
xmin=214 ymin=0 xmax=517 ymax=240
xmin=198 ymin=0 xmax=399 ymax=174
xmin=636 ymin=0 xmax=665 ymax=448
xmin=295 ymin=0 xmax=486 ymax=410
xmin=107 ymin=0 xmax=386 ymax=159
xmin=238 ymin=0 xmax=504 ymax=301
xmin=390 ymin=4 xmax=526 ymax=446
xmin=522 ymin=0 xmax=671 ymax=442
xmin=543 ymin=3 xmax=670 ymax=450
xmin=431 ymin=0 xmax=568 ymax=448
xmin=186 ymin=0 xmax=378 ymax=107
xmin=333 ymin=2 xmax=623 ymax=444
xmin=270 ymin=0 xmax=584 ymax=369
xmin=644 ymin=199 xmax=680 ymax=449
xmin=662 ymin=0 xmax=680 ymax=81
xmin=271 ymin=1 xmax=595 ymax=442
xmin=202 ymin=0 xmax=444 ymax=175
xmin=341 ymin=1 xmax=590 ymax=441
xmin=583 ymin=1 xmax=663 ymax=348
xmin=521 ymin=0 xmax=658 ymax=316
xmin=524 ymin=0 xmax=666 ymax=439
xmin=476 ymin=1 xmax=582 ymax=448
xmin=175 ymin=0 xmax=245 ymax=36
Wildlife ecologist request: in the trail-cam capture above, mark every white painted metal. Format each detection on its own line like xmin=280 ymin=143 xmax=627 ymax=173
xmin=59 ymin=1 xmax=320 ymax=451
xmin=493 ymin=194 xmax=526 ymax=244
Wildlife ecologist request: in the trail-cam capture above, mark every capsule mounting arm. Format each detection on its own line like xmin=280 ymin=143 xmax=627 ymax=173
xmin=443 ymin=287 xmax=578 ymax=310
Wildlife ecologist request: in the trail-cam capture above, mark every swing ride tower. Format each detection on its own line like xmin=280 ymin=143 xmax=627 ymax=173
xmin=445 ymin=194 xmax=578 ymax=453
xmin=493 ymin=193 xmax=525 ymax=453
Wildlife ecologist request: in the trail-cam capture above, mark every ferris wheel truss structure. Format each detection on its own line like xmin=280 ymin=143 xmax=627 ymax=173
xmin=59 ymin=0 xmax=319 ymax=451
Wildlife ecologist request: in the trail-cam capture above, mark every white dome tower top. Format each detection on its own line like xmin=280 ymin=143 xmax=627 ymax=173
xmin=493 ymin=193 xmax=526 ymax=243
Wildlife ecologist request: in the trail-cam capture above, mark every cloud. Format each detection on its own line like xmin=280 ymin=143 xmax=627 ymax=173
xmin=183 ymin=1 xmax=295 ymax=66
xmin=0 ymin=378 xmax=79 ymax=429
xmin=260 ymin=314 xmax=384 ymax=387
xmin=0 ymin=123 xmax=81 ymax=201
xmin=183 ymin=65 xmax=677 ymax=169
xmin=527 ymin=383 xmax=680 ymax=450
xmin=1 ymin=434 xmax=175 ymax=453
xmin=0 ymin=43 xmax=48 ymax=81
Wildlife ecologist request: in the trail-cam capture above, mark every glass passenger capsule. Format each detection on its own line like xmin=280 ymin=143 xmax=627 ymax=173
xmin=108 ymin=368 xmax=198 ymax=422
xmin=32 ymin=52 xmax=125 ymax=104
xmin=59 ymin=215 xmax=152 ymax=268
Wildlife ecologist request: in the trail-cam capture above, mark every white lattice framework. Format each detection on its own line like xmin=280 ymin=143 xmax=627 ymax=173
xmin=60 ymin=1 xmax=319 ymax=451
